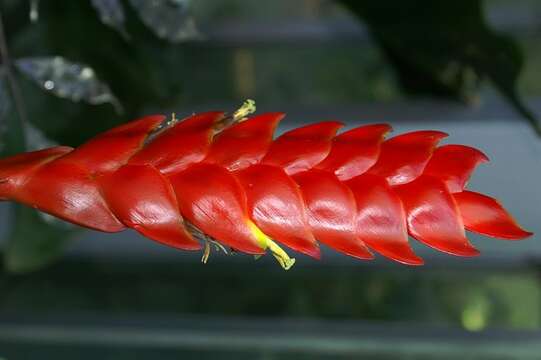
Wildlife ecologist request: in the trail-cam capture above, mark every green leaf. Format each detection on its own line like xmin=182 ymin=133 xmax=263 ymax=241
xmin=129 ymin=0 xmax=199 ymax=42
xmin=341 ymin=0 xmax=540 ymax=134
xmin=3 ymin=204 xmax=76 ymax=273
xmin=0 ymin=69 xmax=24 ymax=155
xmin=15 ymin=56 xmax=123 ymax=114
xmin=91 ymin=0 xmax=129 ymax=40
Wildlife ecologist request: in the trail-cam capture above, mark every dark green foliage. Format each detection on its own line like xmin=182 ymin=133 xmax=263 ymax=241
xmin=3 ymin=205 xmax=75 ymax=273
xmin=341 ymin=0 xmax=540 ymax=133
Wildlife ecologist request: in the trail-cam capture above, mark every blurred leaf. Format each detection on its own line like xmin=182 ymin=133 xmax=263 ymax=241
xmin=5 ymin=1 xmax=193 ymax=147
xmin=0 ymin=70 xmax=10 ymax=153
xmin=341 ymin=0 xmax=540 ymax=134
xmin=128 ymin=0 xmax=199 ymax=42
xmin=4 ymin=204 xmax=75 ymax=273
xmin=29 ymin=0 xmax=40 ymax=22
xmin=24 ymin=121 xmax=56 ymax=151
xmin=0 ymin=70 xmax=9 ymax=114
xmin=0 ymin=76 xmax=25 ymax=157
xmin=14 ymin=56 xmax=123 ymax=114
xmin=91 ymin=0 xmax=129 ymax=39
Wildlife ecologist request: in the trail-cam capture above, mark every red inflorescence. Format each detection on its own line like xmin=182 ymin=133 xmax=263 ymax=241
xmin=0 ymin=108 xmax=532 ymax=268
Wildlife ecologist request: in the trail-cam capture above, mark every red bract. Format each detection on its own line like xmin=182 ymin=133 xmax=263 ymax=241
xmin=0 ymin=106 xmax=532 ymax=269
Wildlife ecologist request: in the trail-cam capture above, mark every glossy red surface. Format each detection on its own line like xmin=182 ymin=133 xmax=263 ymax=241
xmin=168 ymin=162 xmax=264 ymax=254
xmin=17 ymin=160 xmax=124 ymax=232
xmin=0 ymin=146 xmax=73 ymax=200
xmin=424 ymin=145 xmax=489 ymax=193
xmin=454 ymin=190 xmax=533 ymax=240
xmin=294 ymin=169 xmax=373 ymax=260
xmin=262 ymin=121 xmax=342 ymax=175
xmin=205 ymin=113 xmax=284 ymax=171
xmin=316 ymin=123 xmax=390 ymax=181
xmin=129 ymin=112 xmax=223 ymax=174
xmin=62 ymin=114 xmax=165 ymax=174
xmin=0 ymin=111 xmax=532 ymax=265
xmin=98 ymin=164 xmax=200 ymax=250
xmin=347 ymin=174 xmax=423 ymax=265
xmin=368 ymin=130 xmax=448 ymax=185
xmin=395 ymin=175 xmax=479 ymax=256
xmin=236 ymin=164 xmax=320 ymax=258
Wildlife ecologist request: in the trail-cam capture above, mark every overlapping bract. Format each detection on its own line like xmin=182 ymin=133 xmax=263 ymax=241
xmin=0 ymin=111 xmax=532 ymax=266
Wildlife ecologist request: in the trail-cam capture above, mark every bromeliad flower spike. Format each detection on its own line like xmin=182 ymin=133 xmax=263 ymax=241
xmin=0 ymin=100 xmax=532 ymax=269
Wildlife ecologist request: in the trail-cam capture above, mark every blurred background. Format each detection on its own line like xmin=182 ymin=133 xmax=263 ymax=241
xmin=0 ymin=0 xmax=541 ymax=359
